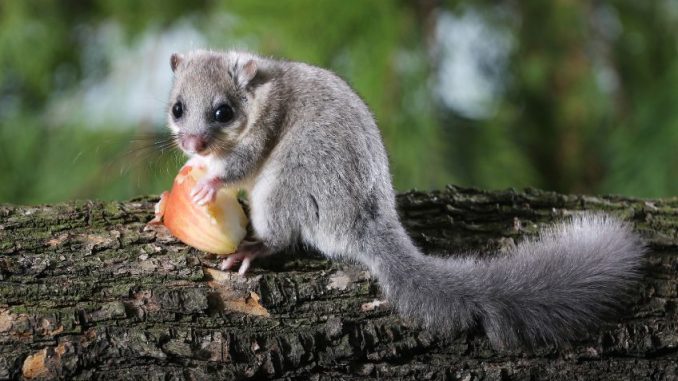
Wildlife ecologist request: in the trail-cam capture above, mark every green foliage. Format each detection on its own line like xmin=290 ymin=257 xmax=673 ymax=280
xmin=207 ymin=0 xmax=448 ymax=190
xmin=442 ymin=0 xmax=678 ymax=197
xmin=0 ymin=1 xmax=676 ymax=204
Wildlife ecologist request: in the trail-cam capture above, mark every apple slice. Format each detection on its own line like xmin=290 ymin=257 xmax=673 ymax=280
xmin=150 ymin=163 xmax=248 ymax=255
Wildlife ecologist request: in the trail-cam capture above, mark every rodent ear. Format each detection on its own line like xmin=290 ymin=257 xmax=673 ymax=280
xmin=237 ymin=59 xmax=258 ymax=86
xmin=170 ymin=53 xmax=184 ymax=73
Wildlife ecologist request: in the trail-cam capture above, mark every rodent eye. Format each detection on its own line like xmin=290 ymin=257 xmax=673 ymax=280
xmin=172 ymin=102 xmax=183 ymax=119
xmin=214 ymin=104 xmax=234 ymax=123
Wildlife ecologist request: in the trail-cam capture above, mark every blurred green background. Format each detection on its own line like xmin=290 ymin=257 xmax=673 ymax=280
xmin=1 ymin=0 xmax=676 ymax=205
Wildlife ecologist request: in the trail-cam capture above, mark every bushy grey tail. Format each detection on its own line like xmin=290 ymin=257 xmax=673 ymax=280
xmin=369 ymin=214 xmax=645 ymax=349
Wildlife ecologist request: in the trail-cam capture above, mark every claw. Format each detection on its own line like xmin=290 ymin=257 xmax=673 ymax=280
xmin=190 ymin=177 xmax=223 ymax=205
xmin=218 ymin=240 xmax=269 ymax=275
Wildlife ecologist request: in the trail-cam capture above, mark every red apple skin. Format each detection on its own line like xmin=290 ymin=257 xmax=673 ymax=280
xmin=159 ymin=164 xmax=248 ymax=255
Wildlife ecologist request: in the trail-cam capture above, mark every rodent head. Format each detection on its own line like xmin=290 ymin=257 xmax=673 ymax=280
xmin=167 ymin=50 xmax=260 ymax=157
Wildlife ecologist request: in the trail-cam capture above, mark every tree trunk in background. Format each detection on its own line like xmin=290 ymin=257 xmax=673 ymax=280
xmin=0 ymin=186 xmax=676 ymax=380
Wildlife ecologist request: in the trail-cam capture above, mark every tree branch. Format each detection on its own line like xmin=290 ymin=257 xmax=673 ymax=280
xmin=0 ymin=186 xmax=676 ymax=380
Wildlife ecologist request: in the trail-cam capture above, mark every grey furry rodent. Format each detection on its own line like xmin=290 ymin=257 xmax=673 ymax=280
xmin=166 ymin=50 xmax=644 ymax=349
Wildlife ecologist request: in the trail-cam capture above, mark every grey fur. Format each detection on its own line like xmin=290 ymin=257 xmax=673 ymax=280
xmin=167 ymin=50 xmax=645 ymax=349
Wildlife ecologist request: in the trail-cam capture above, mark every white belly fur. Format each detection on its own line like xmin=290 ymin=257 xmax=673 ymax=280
xmin=248 ymin=161 xmax=279 ymax=240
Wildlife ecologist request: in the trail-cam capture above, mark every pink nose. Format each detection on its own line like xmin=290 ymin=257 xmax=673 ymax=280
xmin=181 ymin=135 xmax=207 ymax=153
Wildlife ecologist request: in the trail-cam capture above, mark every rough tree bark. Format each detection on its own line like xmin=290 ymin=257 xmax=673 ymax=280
xmin=0 ymin=186 xmax=676 ymax=380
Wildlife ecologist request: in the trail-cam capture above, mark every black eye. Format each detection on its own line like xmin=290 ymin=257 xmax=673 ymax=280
xmin=172 ymin=102 xmax=183 ymax=119
xmin=214 ymin=104 xmax=234 ymax=123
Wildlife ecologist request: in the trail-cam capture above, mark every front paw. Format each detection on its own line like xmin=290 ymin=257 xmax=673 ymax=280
xmin=190 ymin=177 xmax=224 ymax=206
